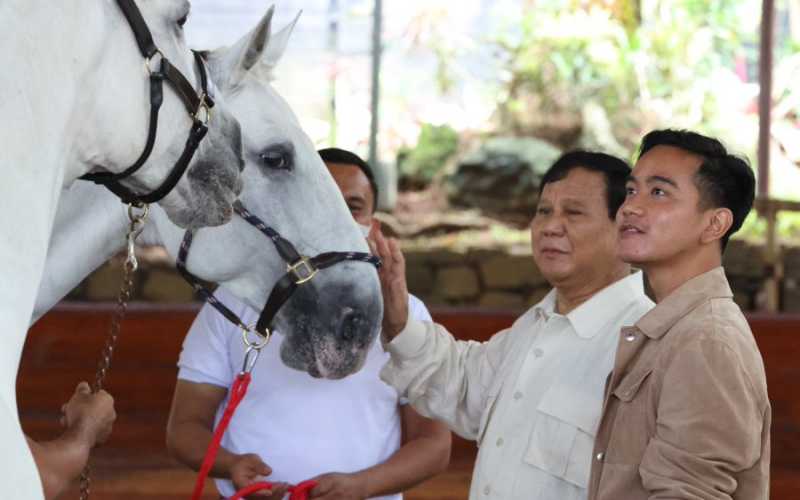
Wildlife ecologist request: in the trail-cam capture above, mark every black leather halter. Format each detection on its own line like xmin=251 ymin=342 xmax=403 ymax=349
xmin=80 ymin=0 xmax=215 ymax=206
xmin=176 ymin=201 xmax=381 ymax=338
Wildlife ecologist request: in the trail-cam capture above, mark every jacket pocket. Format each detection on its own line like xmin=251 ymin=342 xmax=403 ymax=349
xmin=523 ymin=383 xmax=603 ymax=488
xmin=612 ymin=368 xmax=652 ymax=402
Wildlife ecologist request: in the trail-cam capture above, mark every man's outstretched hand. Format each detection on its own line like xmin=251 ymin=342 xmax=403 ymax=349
xmin=368 ymin=222 xmax=409 ymax=341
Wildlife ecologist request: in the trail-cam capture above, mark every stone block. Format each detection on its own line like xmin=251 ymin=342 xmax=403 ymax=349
xmin=784 ymin=276 xmax=800 ymax=313
xmin=723 ymin=240 xmax=766 ymax=279
xmin=406 ymin=261 xmax=435 ymax=295
xmin=436 ymin=266 xmax=480 ymax=299
xmin=480 ymin=255 xmax=545 ymax=289
xmin=479 ymin=291 xmax=526 ymax=309
xmin=85 ymin=261 xmax=141 ymax=301
xmin=141 ymin=269 xmax=195 ymax=303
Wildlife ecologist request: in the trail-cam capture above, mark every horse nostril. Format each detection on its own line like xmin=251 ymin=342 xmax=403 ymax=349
xmin=339 ymin=308 xmax=364 ymax=342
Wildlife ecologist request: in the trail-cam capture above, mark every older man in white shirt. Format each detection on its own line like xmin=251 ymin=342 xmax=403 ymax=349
xmin=371 ymin=151 xmax=654 ymax=500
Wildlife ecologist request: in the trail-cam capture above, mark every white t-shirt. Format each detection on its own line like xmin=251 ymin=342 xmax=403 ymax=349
xmin=178 ymin=288 xmax=432 ymax=499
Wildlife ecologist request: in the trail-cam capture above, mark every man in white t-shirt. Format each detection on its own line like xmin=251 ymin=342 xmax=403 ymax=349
xmin=166 ymin=148 xmax=451 ymax=499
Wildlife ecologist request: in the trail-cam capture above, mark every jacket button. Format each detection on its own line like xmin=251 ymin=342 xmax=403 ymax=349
xmin=596 ymin=451 xmax=605 ymax=461
xmin=625 ymin=332 xmax=637 ymax=342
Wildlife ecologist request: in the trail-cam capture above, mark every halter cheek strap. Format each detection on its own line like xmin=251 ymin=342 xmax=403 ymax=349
xmin=176 ymin=200 xmax=381 ymax=338
xmin=80 ymin=0 xmax=216 ymax=205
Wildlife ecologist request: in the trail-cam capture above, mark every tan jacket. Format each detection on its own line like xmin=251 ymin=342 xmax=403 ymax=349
xmin=588 ymin=267 xmax=770 ymax=500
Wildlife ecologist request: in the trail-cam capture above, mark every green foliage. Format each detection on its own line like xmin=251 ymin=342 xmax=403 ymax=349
xmin=493 ymin=0 xmax=759 ymax=153
xmin=397 ymin=123 xmax=460 ymax=187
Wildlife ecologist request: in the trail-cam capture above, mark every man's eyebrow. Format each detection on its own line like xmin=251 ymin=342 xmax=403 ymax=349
xmin=562 ymin=197 xmax=588 ymax=207
xmin=645 ymin=175 xmax=679 ymax=188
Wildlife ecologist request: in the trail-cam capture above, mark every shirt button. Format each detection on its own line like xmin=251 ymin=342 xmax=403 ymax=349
xmin=533 ymin=348 xmax=544 ymax=357
xmin=496 ymin=437 xmax=504 ymax=447
xmin=624 ymin=332 xmax=637 ymax=342
xmin=483 ymin=485 xmax=491 ymax=495
xmin=596 ymin=451 xmax=605 ymax=461
xmin=513 ymin=391 xmax=523 ymax=400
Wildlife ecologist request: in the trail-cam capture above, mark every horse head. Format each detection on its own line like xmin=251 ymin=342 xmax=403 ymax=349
xmin=79 ymin=0 xmax=244 ymax=229
xmin=153 ymin=7 xmax=383 ymax=379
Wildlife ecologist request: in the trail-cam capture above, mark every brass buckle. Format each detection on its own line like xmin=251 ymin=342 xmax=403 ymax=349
xmin=287 ymin=256 xmax=318 ymax=285
xmin=193 ymin=93 xmax=212 ymax=124
xmin=143 ymin=49 xmax=164 ymax=76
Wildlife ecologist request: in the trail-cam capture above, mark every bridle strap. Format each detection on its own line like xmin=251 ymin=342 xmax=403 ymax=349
xmin=253 ymin=251 xmax=378 ymax=335
xmin=176 ymin=230 xmax=254 ymax=333
xmin=175 ymin=201 xmax=381 ymax=338
xmin=80 ymin=2 xmax=216 ymax=205
xmin=116 ymin=0 xmax=158 ymax=58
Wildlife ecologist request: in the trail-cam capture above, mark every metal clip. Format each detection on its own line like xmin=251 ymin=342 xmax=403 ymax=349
xmin=241 ymin=345 xmax=262 ymax=374
xmin=124 ymin=203 xmax=149 ymax=272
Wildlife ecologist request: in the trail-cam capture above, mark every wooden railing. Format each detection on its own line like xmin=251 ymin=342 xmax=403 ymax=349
xmin=18 ymin=304 xmax=800 ymax=496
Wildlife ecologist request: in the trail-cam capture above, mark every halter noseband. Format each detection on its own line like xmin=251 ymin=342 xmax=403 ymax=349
xmin=176 ymin=200 xmax=382 ymax=339
xmin=80 ymin=0 xmax=215 ymax=206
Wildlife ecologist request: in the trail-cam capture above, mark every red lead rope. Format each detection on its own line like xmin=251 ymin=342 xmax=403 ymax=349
xmin=189 ymin=372 xmax=317 ymax=500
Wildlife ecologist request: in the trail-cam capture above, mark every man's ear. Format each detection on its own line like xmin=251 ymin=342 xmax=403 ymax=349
xmin=701 ymin=207 xmax=734 ymax=245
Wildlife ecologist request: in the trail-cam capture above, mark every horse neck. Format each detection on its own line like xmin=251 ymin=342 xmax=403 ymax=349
xmin=32 ymin=185 xmax=133 ymax=323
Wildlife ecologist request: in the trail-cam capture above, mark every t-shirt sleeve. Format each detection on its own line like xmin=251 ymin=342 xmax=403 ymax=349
xmin=177 ymin=292 xmax=241 ymax=389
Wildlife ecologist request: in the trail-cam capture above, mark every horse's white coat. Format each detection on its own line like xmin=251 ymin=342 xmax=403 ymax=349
xmin=34 ymin=4 xmax=382 ymax=490
xmin=0 ymin=2 xmax=247 ymax=496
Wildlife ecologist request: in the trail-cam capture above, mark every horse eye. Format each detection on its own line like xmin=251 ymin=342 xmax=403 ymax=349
xmin=260 ymin=151 xmax=291 ymax=171
xmin=177 ymin=15 xmax=188 ymax=28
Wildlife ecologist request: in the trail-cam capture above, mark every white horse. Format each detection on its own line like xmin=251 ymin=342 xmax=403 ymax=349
xmin=36 ymin=9 xmax=382 ymax=397
xmin=2 ymin=2 xmax=248 ymax=496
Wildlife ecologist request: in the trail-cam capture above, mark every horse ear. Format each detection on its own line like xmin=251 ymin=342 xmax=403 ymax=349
xmin=205 ymin=5 xmax=275 ymax=90
xmin=261 ymin=10 xmax=301 ymax=72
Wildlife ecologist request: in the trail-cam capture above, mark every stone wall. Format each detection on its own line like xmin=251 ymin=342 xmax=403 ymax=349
xmin=67 ymin=239 xmax=800 ymax=313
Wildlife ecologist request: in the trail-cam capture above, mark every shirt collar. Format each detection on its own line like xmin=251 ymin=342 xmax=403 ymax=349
xmin=532 ymin=271 xmax=647 ymax=339
xmin=636 ymin=266 xmax=733 ymax=340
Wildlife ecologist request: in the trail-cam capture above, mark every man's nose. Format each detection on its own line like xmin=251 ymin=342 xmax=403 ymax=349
xmin=620 ymin=197 xmax=643 ymax=218
xmin=541 ymin=215 xmax=566 ymax=236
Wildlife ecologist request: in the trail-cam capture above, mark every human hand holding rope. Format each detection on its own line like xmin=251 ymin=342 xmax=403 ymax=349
xmin=60 ymin=381 xmax=116 ymax=447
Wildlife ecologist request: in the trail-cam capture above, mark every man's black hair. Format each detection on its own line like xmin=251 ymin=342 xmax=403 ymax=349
xmin=538 ymin=150 xmax=632 ymax=219
xmin=318 ymin=147 xmax=379 ymax=211
xmin=638 ymin=129 xmax=755 ymax=251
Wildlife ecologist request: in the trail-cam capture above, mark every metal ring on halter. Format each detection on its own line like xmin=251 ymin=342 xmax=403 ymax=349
xmin=193 ymin=93 xmax=212 ymax=124
xmin=128 ymin=202 xmax=150 ymax=222
xmin=143 ymin=49 xmax=164 ymax=76
xmin=240 ymin=324 xmax=271 ymax=350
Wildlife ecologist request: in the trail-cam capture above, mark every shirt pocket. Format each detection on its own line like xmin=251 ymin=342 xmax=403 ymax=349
xmin=476 ymin=388 xmax=500 ymax=446
xmin=523 ymin=383 xmax=602 ymax=488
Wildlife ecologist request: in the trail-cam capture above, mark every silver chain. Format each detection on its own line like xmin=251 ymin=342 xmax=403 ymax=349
xmin=79 ymin=204 xmax=149 ymax=500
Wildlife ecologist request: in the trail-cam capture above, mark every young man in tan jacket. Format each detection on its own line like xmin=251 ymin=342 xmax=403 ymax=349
xmin=587 ymin=129 xmax=770 ymax=499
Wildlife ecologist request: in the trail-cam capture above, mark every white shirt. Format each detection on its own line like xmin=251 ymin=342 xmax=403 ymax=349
xmin=381 ymin=272 xmax=653 ymax=500
xmin=178 ymin=288 xmax=432 ymax=499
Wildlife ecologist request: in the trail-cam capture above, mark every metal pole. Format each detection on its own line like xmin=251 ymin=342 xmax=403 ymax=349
xmin=327 ymin=0 xmax=339 ymax=145
xmin=368 ymin=0 xmax=383 ymax=169
xmin=757 ymin=0 xmax=775 ymax=198
xmin=757 ymin=0 xmax=779 ymax=312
